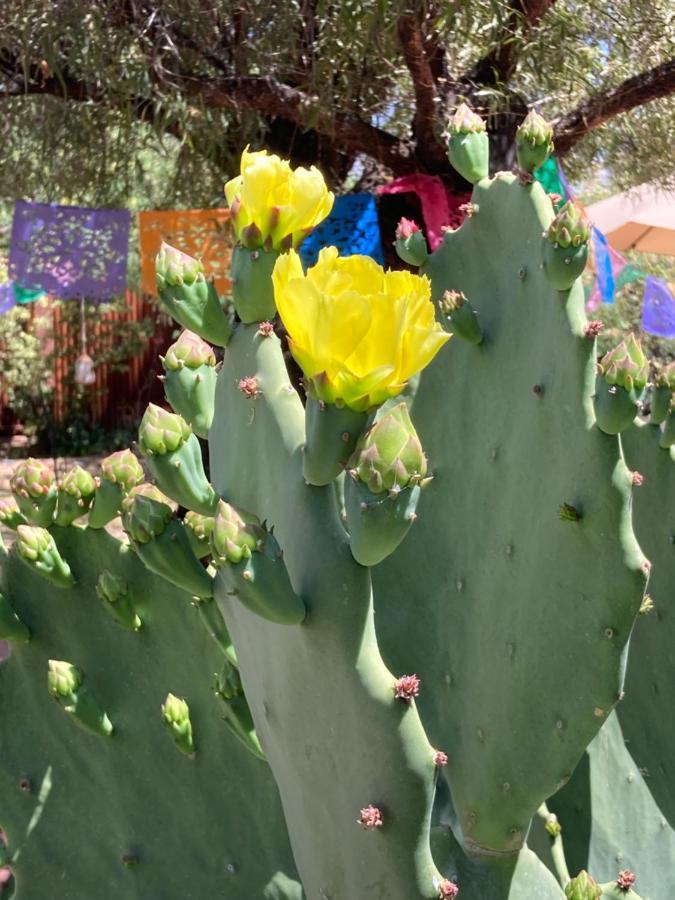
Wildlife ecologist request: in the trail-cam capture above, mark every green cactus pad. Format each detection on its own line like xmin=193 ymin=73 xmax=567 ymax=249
xmin=0 ymin=527 xmax=301 ymax=897
xmin=375 ymin=173 xmax=646 ymax=857
xmin=231 ymin=246 xmax=280 ymax=322
xmin=210 ymin=325 xmax=448 ymax=897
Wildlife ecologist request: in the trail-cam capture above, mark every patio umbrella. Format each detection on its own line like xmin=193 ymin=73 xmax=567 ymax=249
xmin=587 ymin=182 xmax=675 ymax=255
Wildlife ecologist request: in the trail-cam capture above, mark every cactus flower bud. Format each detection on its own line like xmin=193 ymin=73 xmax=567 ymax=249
xmin=394 ymin=218 xmax=428 ymax=267
xmin=212 ymin=500 xmax=305 ymax=625
xmin=439 ymin=290 xmax=482 ymax=344
xmin=599 ymin=336 xmax=649 ymax=393
xmin=616 ymin=870 xmax=636 ymax=891
xmin=345 ymin=404 xmax=427 ymax=566
xmin=155 ymin=242 xmax=231 ymax=347
xmin=446 ymin=104 xmax=489 ymax=184
xmin=89 ymin=449 xmax=145 ymax=529
xmin=447 ymin=103 xmax=486 ymax=136
xmin=96 ymin=570 xmax=141 ymax=631
xmin=438 ymin=881 xmax=459 ymax=899
xmin=54 ymin=465 xmax=97 ymax=526
xmin=155 ymin=243 xmax=204 ymax=287
xmin=543 ymin=202 xmax=590 ymax=290
xmin=122 ymin=485 xmax=213 ymax=598
xmin=48 ymin=659 xmax=113 ymax=736
xmin=161 ymin=693 xmax=195 ymax=756
xmin=564 ymin=871 xmax=602 ymax=900
xmin=10 ymin=458 xmax=57 ymax=527
xmin=48 ymin=659 xmax=82 ymax=697
xmin=349 ymin=403 xmax=427 ymax=495
xmin=516 ymin=110 xmax=554 ymax=173
xmin=594 ymin=336 xmax=649 ymax=434
xmin=139 ymin=404 xmax=191 ymax=456
xmin=547 ymin=203 xmax=590 ymax=250
xmin=163 ymin=330 xmax=216 ymax=371
xmin=121 ymin=485 xmax=174 ymax=544
xmin=0 ymin=497 xmax=26 ymax=530
xmin=16 ymin=525 xmax=75 ymax=588
xmin=139 ymin=404 xmax=218 ymax=515
xmin=184 ymin=510 xmax=216 ymax=559
xmin=211 ymin=500 xmax=264 ymax=565
xmin=101 ymin=449 xmax=144 ymax=490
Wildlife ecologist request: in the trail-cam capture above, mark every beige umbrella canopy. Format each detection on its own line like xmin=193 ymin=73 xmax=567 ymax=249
xmin=587 ymin=183 xmax=675 ymax=255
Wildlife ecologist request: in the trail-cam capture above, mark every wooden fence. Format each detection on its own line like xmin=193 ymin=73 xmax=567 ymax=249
xmin=1 ymin=292 xmax=175 ymax=435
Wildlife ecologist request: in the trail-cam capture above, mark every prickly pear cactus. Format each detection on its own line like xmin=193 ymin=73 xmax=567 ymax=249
xmin=0 ymin=526 xmax=300 ymax=898
xmin=1 ymin=112 xmax=672 ymax=900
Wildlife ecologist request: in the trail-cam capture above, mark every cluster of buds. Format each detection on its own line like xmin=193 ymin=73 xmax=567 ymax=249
xmin=598 ymin=335 xmax=649 ymax=394
xmin=546 ymin=202 xmax=590 ymax=249
xmin=348 ymin=404 xmax=428 ymax=497
xmin=210 ymin=500 xmax=265 ymax=566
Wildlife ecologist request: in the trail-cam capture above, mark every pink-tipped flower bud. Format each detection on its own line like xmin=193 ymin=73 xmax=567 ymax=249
xmin=438 ymin=880 xmax=459 ymax=899
xmin=616 ymin=870 xmax=636 ymax=891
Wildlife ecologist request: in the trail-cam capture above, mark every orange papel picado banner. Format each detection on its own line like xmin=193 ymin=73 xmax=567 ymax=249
xmin=139 ymin=209 xmax=232 ymax=296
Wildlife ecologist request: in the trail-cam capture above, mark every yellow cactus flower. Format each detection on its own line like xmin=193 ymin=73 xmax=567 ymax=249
xmin=225 ymin=148 xmax=334 ymax=251
xmin=273 ymin=247 xmax=450 ymax=411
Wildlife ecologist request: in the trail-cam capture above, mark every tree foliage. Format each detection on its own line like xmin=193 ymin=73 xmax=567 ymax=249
xmin=0 ymin=0 xmax=672 ymax=209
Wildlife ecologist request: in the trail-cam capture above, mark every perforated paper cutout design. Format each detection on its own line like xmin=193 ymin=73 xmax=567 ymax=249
xmin=9 ymin=200 xmax=130 ymax=300
xmin=139 ymin=209 xmax=232 ymax=296
xmin=299 ymin=194 xmax=384 ymax=267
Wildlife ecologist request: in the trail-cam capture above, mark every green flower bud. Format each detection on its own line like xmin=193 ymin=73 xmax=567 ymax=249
xmin=439 ymin=290 xmax=482 ymax=344
xmin=121 ymin=484 xmax=175 ymax=544
xmin=155 ymin=243 xmax=231 ymax=347
xmin=0 ymin=497 xmax=26 ymax=530
xmin=215 ymin=660 xmax=244 ymax=702
xmin=100 ymin=449 xmax=144 ymax=490
xmin=54 ymin=465 xmax=97 ymax=526
xmin=161 ymin=693 xmax=195 ymax=756
xmin=139 ymin=404 xmax=192 ymax=456
xmin=394 ymin=218 xmax=428 ymax=267
xmin=599 ymin=335 xmax=649 ymax=393
xmin=10 ymin=458 xmax=55 ymax=499
xmin=447 ymin=103 xmax=486 ymax=135
xmin=155 ymin=242 xmax=204 ymax=288
xmin=61 ymin=465 xmax=96 ymax=500
xmin=210 ymin=500 xmax=264 ymax=565
xmin=446 ymin=103 xmax=489 ymax=184
xmin=348 ymin=403 xmax=427 ymax=496
xmin=546 ymin=202 xmax=590 ymax=249
xmin=516 ymin=110 xmax=554 ymax=173
xmin=564 ymin=870 xmax=602 ymax=900
xmin=184 ymin=511 xmax=215 ymax=558
xmin=47 ymin=659 xmax=114 ymax=736
xmin=10 ymin=458 xmax=57 ymax=527
xmin=16 ymin=525 xmax=75 ymax=587
xmin=163 ymin=330 xmax=216 ymax=371
xmin=48 ymin=659 xmax=82 ymax=697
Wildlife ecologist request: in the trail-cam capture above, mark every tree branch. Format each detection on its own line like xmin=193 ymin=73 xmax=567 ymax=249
xmin=397 ymin=14 xmax=439 ymax=147
xmin=195 ymin=75 xmax=416 ymax=173
xmin=554 ymin=57 xmax=675 ymax=155
xmin=460 ymin=0 xmax=557 ymax=90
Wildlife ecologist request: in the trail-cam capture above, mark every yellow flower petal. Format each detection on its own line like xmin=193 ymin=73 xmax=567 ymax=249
xmin=273 ymin=247 xmax=449 ymax=410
